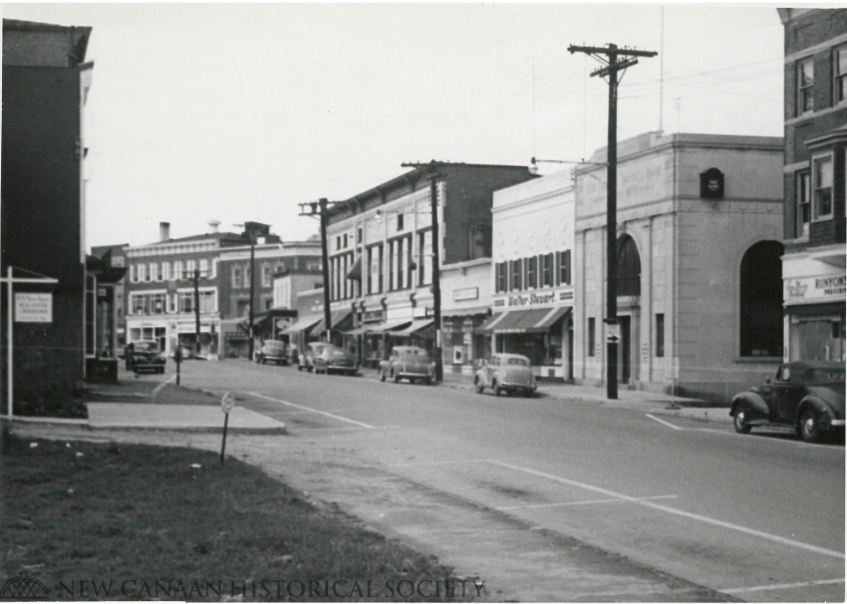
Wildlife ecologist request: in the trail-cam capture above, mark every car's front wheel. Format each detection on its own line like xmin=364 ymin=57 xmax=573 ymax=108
xmin=493 ymin=380 xmax=502 ymax=396
xmin=733 ymin=407 xmax=752 ymax=434
xmin=474 ymin=377 xmax=484 ymax=394
xmin=393 ymin=371 xmax=401 ymax=384
xmin=799 ymin=409 xmax=821 ymax=443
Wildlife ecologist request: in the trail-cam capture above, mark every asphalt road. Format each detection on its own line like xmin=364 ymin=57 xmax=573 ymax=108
xmin=176 ymin=359 xmax=844 ymax=602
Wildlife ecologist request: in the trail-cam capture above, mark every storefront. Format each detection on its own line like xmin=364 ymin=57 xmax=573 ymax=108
xmin=345 ymin=315 xmax=415 ymax=368
xmin=783 ymin=253 xmax=845 ymax=362
xmin=480 ymin=305 xmax=572 ymax=379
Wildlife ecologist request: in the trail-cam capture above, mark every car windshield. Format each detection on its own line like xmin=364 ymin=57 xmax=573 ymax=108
xmin=135 ymin=342 xmax=158 ymax=353
xmin=507 ymin=358 xmax=528 ymax=366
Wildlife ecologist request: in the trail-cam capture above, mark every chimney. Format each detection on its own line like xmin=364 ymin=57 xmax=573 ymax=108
xmin=159 ymin=222 xmax=170 ymax=241
xmin=208 ymin=219 xmax=220 ymax=233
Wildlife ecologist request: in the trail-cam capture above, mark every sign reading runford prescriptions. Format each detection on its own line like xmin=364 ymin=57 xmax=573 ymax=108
xmin=15 ymin=293 xmax=52 ymax=322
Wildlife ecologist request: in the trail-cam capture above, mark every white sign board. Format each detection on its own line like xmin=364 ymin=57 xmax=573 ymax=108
xmin=15 ymin=293 xmax=52 ymax=323
xmin=606 ymin=323 xmax=621 ymax=344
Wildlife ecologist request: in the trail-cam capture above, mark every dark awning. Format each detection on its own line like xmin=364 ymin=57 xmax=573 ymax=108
xmin=346 ymin=256 xmax=362 ymax=281
xmin=784 ymin=302 xmax=845 ymax=318
xmin=388 ymin=318 xmax=434 ymax=337
xmin=279 ymin=314 xmax=323 ymax=336
xmin=346 ymin=318 xmax=413 ymax=336
xmin=479 ymin=307 xmax=570 ymax=334
xmin=312 ymin=308 xmax=353 ymax=334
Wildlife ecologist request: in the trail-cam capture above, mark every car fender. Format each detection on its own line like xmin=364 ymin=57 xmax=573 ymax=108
xmin=730 ymin=391 xmax=768 ymax=419
xmin=805 ymin=386 xmax=845 ymax=417
xmin=797 ymin=395 xmax=840 ymax=428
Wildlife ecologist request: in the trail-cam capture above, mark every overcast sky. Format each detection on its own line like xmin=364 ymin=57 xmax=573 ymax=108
xmin=3 ymin=3 xmax=787 ymax=249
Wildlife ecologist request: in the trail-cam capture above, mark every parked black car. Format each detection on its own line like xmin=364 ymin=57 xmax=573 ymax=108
xmin=127 ymin=340 xmax=167 ymax=374
xmin=730 ymin=361 xmax=845 ymax=443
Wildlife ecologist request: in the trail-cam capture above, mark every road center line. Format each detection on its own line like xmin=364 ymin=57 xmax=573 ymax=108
xmin=722 ymin=577 xmax=845 ymax=594
xmin=645 ymin=414 xmax=683 ymax=430
xmin=490 ymin=460 xmax=845 ymax=559
xmin=248 ymin=392 xmax=375 ymax=429
xmin=497 ymin=495 xmax=678 ymax=511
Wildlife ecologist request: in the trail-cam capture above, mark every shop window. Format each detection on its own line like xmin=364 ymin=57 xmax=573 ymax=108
xmin=542 ymin=253 xmax=553 ymax=286
xmin=655 ymin=313 xmax=665 ymax=358
xmin=617 ymin=235 xmax=641 ymax=296
xmin=796 ymin=170 xmax=811 ymax=237
xmin=835 ymin=44 xmax=847 ymax=104
xmin=739 ymin=241 xmax=783 ymax=357
xmin=797 ymin=58 xmax=814 ymax=115
xmin=588 ymin=317 xmax=596 ymax=357
xmin=812 ymin=155 xmax=833 ymax=221
xmin=397 ymin=214 xmax=404 ymax=232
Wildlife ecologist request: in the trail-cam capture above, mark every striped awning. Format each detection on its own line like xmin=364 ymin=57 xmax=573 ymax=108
xmin=479 ymin=306 xmax=570 ymax=334
xmin=345 ymin=318 xmax=412 ymax=336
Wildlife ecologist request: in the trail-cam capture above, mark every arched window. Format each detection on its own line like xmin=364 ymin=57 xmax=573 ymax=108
xmin=740 ymin=241 xmax=783 ymax=357
xmin=617 ymin=235 xmax=641 ymax=296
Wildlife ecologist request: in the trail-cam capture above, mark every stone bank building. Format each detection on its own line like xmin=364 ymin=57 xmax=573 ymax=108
xmin=574 ymin=132 xmax=784 ymax=402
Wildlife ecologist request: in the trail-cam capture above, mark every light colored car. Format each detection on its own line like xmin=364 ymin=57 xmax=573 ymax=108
xmin=256 ymin=340 xmax=288 ymax=365
xmin=379 ymin=346 xmax=435 ymax=384
xmin=474 ymin=353 xmax=536 ymax=397
xmin=298 ymin=342 xmax=331 ymax=372
xmin=313 ymin=344 xmax=358 ymax=376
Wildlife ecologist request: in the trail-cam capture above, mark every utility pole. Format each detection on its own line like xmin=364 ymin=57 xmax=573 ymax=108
xmin=193 ymin=268 xmax=201 ymax=358
xmin=237 ymin=222 xmax=270 ymax=360
xmin=298 ymin=200 xmax=334 ymax=343
xmin=568 ymin=43 xmax=657 ymax=400
xmin=400 ymin=160 xmax=444 ymax=382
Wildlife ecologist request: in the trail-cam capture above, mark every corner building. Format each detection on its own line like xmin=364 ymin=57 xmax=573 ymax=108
xmin=323 ymin=162 xmax=537 ymax=369
xmin=778 ymin=8 xmax=846 ymax=363
xmin=574 ymin=132 xmax=784 ymax=402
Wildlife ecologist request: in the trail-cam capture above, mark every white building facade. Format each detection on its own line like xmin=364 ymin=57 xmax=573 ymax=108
xmin=483 ymin=169 xmax=576 ymax=379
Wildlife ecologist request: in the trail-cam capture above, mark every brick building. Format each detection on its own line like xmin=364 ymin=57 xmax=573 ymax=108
xmin=218 ymin=239 xmax=320 ymax=357
xmin=2 ymin=19 xmax=94 ymax=410
xmin=123 ymin=222 xmax=247 ymax=358
xmin=322 ymin=162 xmax=537 ymax=369
xmin=778 ymin=8 xmax=846 ymax=363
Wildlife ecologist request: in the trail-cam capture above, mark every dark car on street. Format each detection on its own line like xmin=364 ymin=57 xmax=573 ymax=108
xmin=127 ymin=340 xmax=167 ymax=374
xmin=256 ymin=340 xmax=288 ymax=365
xmin=378 ymin=346 xmax=435 ymax=384
xmin=730 ymin=360 xmax=845 ymax=443
xmin=312 ymin=345 xmax=358 ymax=376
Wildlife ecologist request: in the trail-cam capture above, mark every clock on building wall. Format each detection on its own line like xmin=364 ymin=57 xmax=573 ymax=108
xmin=700 ymin=168 xmax=725 ymax=200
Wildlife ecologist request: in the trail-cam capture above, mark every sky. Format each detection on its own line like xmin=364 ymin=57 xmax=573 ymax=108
xmin=2 ymin=2 xmax=788 ymax=249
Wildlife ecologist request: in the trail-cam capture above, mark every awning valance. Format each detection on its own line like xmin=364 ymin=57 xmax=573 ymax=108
xmin=388 ymin=318 xmax=434 ymax=337
xmin=479 ymin=306 xmax=570 ymax=334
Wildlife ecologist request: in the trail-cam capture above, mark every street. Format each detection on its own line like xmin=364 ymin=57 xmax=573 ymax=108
xmin=174 ymin=359 xmax=844 ymax=602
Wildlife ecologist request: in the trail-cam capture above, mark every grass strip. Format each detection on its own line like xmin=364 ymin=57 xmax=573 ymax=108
xmin=1 ymin=433 xmax=485 ymax=601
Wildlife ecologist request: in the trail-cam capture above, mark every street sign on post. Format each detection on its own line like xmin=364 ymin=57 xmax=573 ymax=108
xmin=220 ymin=391 xmax=235 ymax=464
xmin=606 ymin=322 xmax=621 ymax=344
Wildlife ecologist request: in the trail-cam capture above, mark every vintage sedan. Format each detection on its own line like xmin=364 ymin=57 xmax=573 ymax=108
xmin=730 ymin=360 xmax=845 ymax=443
xmin=297 ymin=342 xmax=330 ymax=372
xmin=474 ymin=353 xmax=536 ymax=397
xmin=256 ymin=340 xmax=288 ymax=365
xmin=312 ymin=345 xmax=358 ymax=375
xmin=127 ymin=340 xmax=167 ymax=374
xmin=378 ymin=346 xmax=435 ymax=384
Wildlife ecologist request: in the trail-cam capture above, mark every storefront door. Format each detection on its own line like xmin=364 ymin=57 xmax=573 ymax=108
xmin=618 ymin=316 xmax=631 ymax=384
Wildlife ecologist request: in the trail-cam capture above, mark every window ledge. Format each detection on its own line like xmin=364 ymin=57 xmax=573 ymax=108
xmin=733 ymin=356 xmax=783 ymax=364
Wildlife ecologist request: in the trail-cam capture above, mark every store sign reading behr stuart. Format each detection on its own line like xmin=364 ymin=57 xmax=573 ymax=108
xmin=496 ymin=289 xmax=569 ymax=307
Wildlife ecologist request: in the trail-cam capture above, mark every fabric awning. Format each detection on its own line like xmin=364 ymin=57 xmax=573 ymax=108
xmin=346 ymin=256 xmax=362 ymax=281
xmin=479 ymin=306 xmax=570 ymax=334
xmin=279 ymin=314 xmax=323 ymax=336
xmin=388 ymin=318 xmax=434 ymax=337
xmin=346 ymin=318 xmax=413 ymax=336
xmin=220 ymin=318 xmax=248 ymax=334
xmin=312 ymin=308 xmax=353 ymax=334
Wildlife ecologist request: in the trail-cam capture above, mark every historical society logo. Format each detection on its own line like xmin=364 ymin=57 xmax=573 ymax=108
xmin=0 ymin=573 xmax=50 ymax=600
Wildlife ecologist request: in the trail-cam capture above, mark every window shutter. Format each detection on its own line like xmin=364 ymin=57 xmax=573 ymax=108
xmin=564 ymin=250 xmax=571 ymax=284
xmin=555 ymin=252 xmax=561 ymax=286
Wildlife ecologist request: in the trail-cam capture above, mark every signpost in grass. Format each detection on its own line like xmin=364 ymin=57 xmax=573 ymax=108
xmin=220 ymin=391 xmax=235 ymax=464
